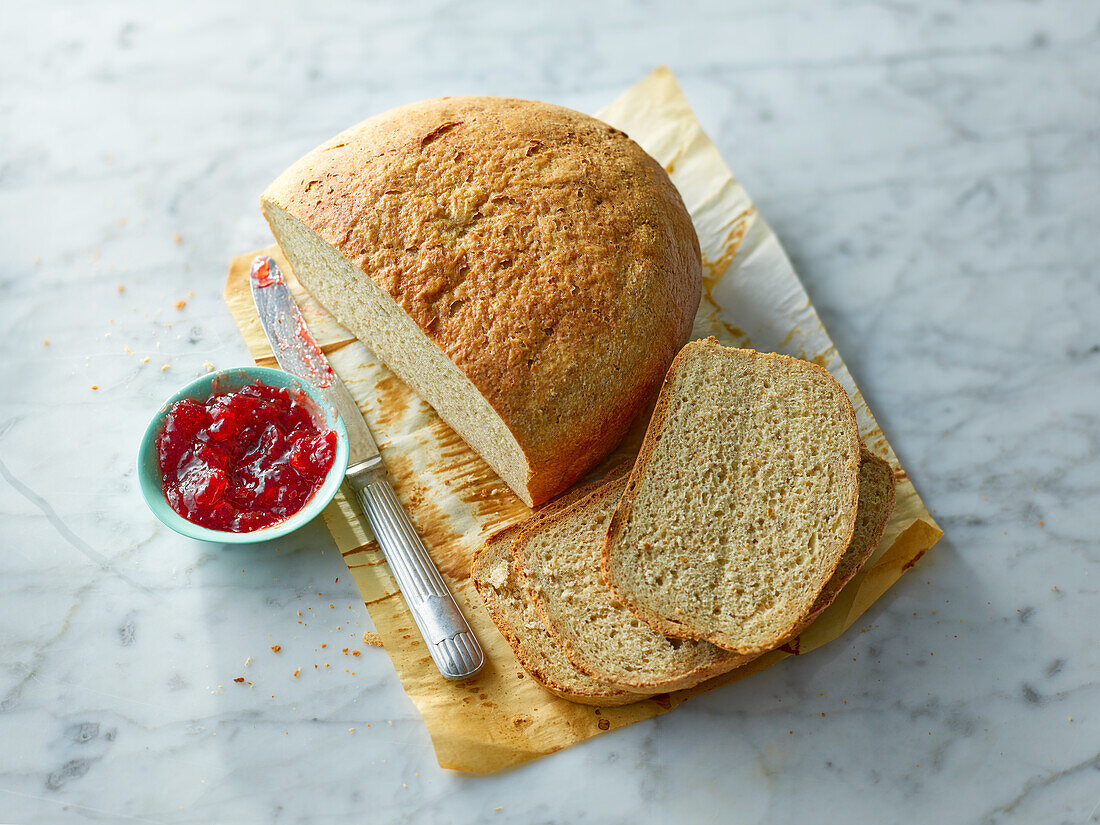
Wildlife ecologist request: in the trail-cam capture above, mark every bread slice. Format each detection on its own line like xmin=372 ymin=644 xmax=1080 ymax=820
xmin=603 ymin=339 xmax=862 ymax=654
xmin=516 ymin=474 xmax=752 ymax=693
xmin=785 ymin=449 xmax=896 ymax=643
xmin=470 ymin=482 xmax=640 ymax=706
xmin=261 ymin=96 xmax=701 ymax=507
xmin=472 ymin=529 xmax=639 ymax=706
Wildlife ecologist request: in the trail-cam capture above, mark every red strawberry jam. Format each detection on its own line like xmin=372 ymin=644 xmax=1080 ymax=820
xmin=156 ymin=381 xmax=337 ymax=532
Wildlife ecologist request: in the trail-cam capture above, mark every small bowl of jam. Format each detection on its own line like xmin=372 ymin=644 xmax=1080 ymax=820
xmin=138 ymin=367 xmax=349 ymax=542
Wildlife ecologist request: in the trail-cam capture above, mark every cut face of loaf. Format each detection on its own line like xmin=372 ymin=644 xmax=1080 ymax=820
xmin=470 ymin=481 xmax=640 ymax=706
xmin=603 ymin=340 xmax=862 ymax=655
xmin=261 ymin=96 xmax=701 ymax=506
xmin=262 ymin=202 xmax=528 ymax=490
xmin=516 ymin=473 xmax=752 ymax=693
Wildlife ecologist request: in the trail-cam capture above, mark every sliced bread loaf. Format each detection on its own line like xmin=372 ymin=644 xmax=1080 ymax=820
xmin=603 ymin=339 xmax=862 ymax=654
xmin=470 ymin=483 xmax=639 ymax=706
xmin=516 ymin=474 xmax=752 ymax=693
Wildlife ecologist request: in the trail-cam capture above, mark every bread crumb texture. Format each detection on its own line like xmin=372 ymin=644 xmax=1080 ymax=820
xmin=605 ymin=340 xmax=861 ymax=654
xmin=517 ymin=474 xmax=750 ymax=692
xmin=470 ymin=478 xmax=641 ymax=705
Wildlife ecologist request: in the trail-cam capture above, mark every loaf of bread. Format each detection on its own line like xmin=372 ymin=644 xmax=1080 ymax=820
xmin=470 ymin=481 xmax=640 ymax=706
xmin=603 ymin=340 xmax=862 ymax=655
xmin=261 ymin=97 xmax=701 ymax=506
xmin=516 ymin=473 xmax=752 ymax=693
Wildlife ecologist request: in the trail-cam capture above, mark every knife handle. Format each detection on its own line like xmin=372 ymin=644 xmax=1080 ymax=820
xmin=353 ymin=471 xmax=484 ymax=680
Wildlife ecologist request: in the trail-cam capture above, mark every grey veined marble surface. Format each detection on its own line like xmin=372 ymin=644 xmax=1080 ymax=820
xmin=1 ymin=1 xmax=1097 ymax=823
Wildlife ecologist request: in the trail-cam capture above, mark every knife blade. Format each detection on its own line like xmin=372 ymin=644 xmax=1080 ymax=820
xmin=249 ymin=255 xmax=483 ymax=680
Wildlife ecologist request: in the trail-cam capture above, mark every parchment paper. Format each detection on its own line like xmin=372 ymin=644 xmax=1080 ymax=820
xmin=223 ymin=67 xmax=942 ymax=773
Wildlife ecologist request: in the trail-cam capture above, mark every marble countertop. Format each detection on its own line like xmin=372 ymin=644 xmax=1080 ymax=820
xmin=2 ymin=1 xmax=1097 ymax=822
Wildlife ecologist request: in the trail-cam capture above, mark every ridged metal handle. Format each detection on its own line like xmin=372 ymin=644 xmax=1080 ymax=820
xmin=353 ymin=470 xmax=483 ymax=680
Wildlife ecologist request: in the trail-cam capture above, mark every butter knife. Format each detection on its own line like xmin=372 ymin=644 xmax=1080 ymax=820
xmin=249 ymin=255 xmax=483 ymax=680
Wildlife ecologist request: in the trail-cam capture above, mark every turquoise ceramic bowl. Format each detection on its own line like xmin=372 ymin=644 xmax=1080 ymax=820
xmin=138 ymin=366 xmax=349 ymax=543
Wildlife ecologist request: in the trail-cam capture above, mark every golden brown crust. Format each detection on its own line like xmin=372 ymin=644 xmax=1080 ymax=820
xmin=602 ymin=339 xmax=863 ymax=654
xmin=263 ymin=97 xmax=701 ymax=506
